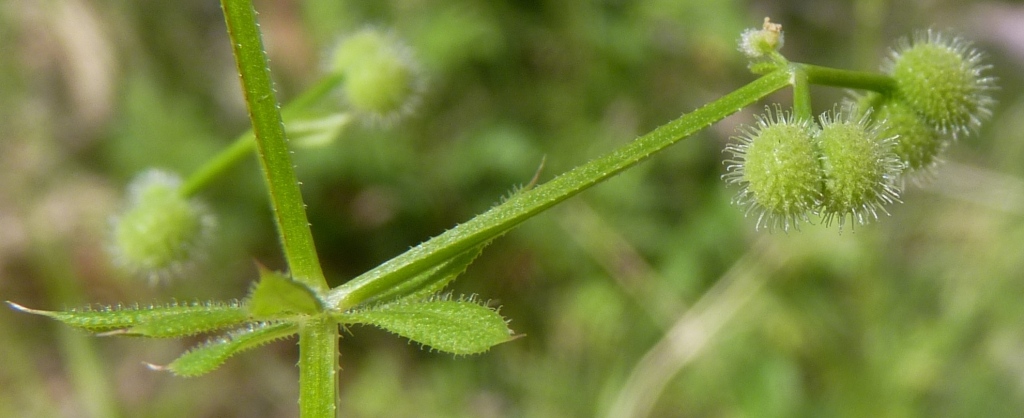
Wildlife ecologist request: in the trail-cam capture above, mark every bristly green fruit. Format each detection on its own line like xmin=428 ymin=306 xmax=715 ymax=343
xmin=885 ymin=30 xmax=996 ymax=137
xmin=110 ymin=170 xmax=215 ymax=283
xmin=861 ymin=95 xmax=947 ymax=181
xmin=815 ymin=109 xmax=903 ymax=228
xmin=331 ymin=29 xmax=391 ymax=73
xmin=330 ymin=28 xmax=422 ymax=123
xmin=724 ymin=106 xmax=823 ymax=231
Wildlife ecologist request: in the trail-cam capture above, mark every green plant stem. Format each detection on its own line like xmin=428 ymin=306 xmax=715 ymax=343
xmin=180 ymin=130 xmax=255 ymax=197
xmin=327 ymin=68 xmax=793 ymax=310
xmin=220 ymin=0 xmax=326 ymax=291
xmin=290 ymin=73 xmax=345 ymax=110
xmin=222 ymin=1 xmax=338 ymax=416
xmin=799 ymin=63 xmax=897 ymax=93
xmin=180 ymin=74 xmax=345 ymax=198
xmin=298 ymin=317 xmax=338 ymax=418
xmin=791 ymin=66 xmax=812 ymax=120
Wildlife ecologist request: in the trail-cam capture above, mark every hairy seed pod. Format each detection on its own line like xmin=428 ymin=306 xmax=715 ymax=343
xmin=815 ymin=109 xmax=903 ymax=228
xmin=885 ymin=30 xmax=996 ymax=137
xmin=871 ymin=97 xmax=947 ymax=181
xmin=330 ymin=28 xmax=422 ymax=123
xmin=110 ymin=170 xmax=215 ymax=283
xmin=724 ymin=107 xmax=823 ymax=231
xmin=331 ymin=29 xmax=392 ymax=74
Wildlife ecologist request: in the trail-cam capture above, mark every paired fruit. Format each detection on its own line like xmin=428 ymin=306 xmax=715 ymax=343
xmin=726 ymin=107 xmax=901 ymax=230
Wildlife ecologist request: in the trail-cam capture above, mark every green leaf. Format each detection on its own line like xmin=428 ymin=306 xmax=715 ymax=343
xmin=340 ymin=298 xmax=516 ymax=355
xmin=7 ymin=301 xmax=249 ymax=337
xmin=122 ymin=308 xmax=250 ymax=338
xmin=246 ymin=265 xmax=323 ymax=319
xmin=360 ymin=242 xmax=490 ymax=307
xmin=155 ymin=321 xmax=299 ymax=377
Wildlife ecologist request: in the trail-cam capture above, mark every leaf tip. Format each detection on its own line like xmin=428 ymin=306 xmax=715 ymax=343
xmin=143 ymin=362 xmax=169 ymax=372
xmin=6 ymin=301 xmax=49 ymax=316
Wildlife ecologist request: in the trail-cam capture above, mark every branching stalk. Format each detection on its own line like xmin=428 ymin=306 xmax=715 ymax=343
xmin=327 ymin=69 xmax=793 ymax=309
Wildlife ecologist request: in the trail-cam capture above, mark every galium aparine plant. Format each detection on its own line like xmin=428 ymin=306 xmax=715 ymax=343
xmin=8 ymin=9 xmax=997 ymax=417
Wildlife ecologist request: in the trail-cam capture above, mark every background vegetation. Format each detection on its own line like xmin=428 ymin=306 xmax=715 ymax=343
xmin=2 ymin=0 xmax=1024 ymax=416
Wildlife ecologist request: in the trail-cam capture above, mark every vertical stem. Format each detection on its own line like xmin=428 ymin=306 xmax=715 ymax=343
xmin=791 ymin=66 xmax=812 ymax=120
xmin=219 ymin=0 xmax=326 ymax=291
xmin=299 ymin=318 xmax=339 ymax=418
xmin=220 ymin=2 xmax=338 ymax=417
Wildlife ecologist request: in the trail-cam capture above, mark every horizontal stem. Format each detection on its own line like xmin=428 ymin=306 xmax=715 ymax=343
xmin=326 ymin=69 xmax=792 ymax=310
xmin=798 ymin=63 xmax=896 ymax=94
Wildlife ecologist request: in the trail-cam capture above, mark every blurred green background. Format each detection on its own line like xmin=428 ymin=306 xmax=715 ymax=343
xmin=3 ymin=0 xmax=1024 ymax=417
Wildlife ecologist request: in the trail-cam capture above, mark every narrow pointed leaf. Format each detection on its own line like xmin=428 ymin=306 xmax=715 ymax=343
xmin=247 ymin=266 xmax=323 ymax=319
xmin=340 ymin=299 xmax=515 ymax=355
xmin=360 ymin=242 xmax=490 ymax=307
xmin=161 ymin=321 xmax=299 ymax=377
xmin=7 ymin=301 xmax=249 ymax=337
xmin=122 ymin=307 xmax=251 ymax=338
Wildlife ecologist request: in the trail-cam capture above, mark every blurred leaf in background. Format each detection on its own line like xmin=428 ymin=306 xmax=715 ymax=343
xmin=3 ymin=0 xmax=1024 ymax=417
